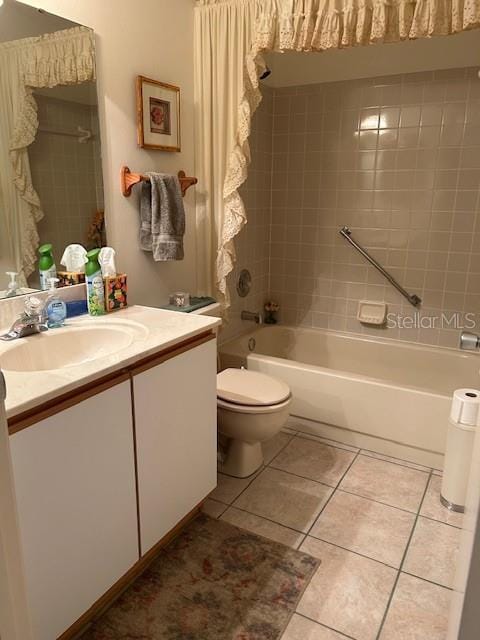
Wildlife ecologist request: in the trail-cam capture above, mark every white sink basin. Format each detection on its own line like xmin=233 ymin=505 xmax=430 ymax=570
xmin=0 ymin=321 xmax=148 ymax=372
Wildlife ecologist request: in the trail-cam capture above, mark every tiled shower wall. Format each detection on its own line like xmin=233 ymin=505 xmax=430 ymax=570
xmin=264 ymin=67 xmax=480 ymax=348
xmin=28 ymin=94 xmax=104 ymax=275
xmin=223 ymin=87 xmax=273 ymax=341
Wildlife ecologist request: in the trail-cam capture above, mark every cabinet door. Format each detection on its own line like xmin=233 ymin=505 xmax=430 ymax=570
xmin=134 ymin=339 xmax=217 ymax=554
xmin=9 ymin=380 xmax=139 ymax=640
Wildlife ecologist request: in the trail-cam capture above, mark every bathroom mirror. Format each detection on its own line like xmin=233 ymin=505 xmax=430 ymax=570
xmin=0 ymin=1 xmax=105 ymax=299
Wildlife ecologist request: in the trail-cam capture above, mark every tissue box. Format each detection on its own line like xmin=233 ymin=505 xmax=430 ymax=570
xmin=104 ymin=274 xmax=127 ymax=312
xmin=57 ymin=271 xmax=86 ymax=287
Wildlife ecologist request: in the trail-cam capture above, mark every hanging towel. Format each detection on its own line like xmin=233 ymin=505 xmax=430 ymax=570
xmin=139 ymin=172 xmax=185 ymax=261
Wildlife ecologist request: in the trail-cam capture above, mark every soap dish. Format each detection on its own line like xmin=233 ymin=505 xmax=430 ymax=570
xmin=357 ymin=300 xmax=387 ymax=325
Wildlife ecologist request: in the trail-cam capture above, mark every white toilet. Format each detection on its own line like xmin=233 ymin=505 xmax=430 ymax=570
xmin=217 ymin=368 xmax=292 ymax=478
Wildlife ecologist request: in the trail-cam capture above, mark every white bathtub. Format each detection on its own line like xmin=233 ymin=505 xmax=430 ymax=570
xmin=219 ymin=326 xmax=480 ymax=468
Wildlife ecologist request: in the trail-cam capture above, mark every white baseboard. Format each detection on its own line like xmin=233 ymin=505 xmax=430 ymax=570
xmin=287 ymin=415 xmax=444 ymax=470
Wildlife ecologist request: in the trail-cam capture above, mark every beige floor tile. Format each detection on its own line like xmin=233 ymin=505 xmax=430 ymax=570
xmin=220 ymin=507 xmax=304 ymax=549
xmin=403 ymin=516 xmax=461 ymax=588
xmin=201 ymin=498 xmax=227 ymax=519
xmin=263 ymin=431 xmax=295 ymax=465
xmin=282 ymin=614 xmax=347 ymax=640
xmin=359 ymin=449 xmax=431 ymax=472
xmin=298 ymin=537 xmax=397 ymax=640
xmin=420 ymin=475 xmax=463 ymax=528
xmin=209 ymin=472 xmax=257 ymax=505
xmin=271 ymin=437 xmax=356 ymax=486
xmin=432 ymin=469 xmax=443 ymax=477
xmin=380 ymin=573 xmax=451 ymax=640
xmin=310 ymin=490 xmax=415 ymax=568
xmin=339 ymin=455 xmax=429 ymax=512
xmin=233 ymin=468 xmax=333 ymax=533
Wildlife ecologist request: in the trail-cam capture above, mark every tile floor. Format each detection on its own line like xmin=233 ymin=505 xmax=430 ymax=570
xmin=203 ymin=427 xmax=462 ymax=640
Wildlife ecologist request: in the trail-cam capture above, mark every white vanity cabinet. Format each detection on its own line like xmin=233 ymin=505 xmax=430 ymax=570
xmin=133 ymin=337 xmax=217 ymax=554
xmin=9 ymin=379 xmax=139 ymax=640
xmin=6 ymin=329 xmax=218 ymax=639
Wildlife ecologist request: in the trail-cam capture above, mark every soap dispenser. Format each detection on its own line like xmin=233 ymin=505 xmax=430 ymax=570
xmin=46 ymin=278 xmax=67 ymax=328
xmin=5 ymin=272 xmax=19 ymax=297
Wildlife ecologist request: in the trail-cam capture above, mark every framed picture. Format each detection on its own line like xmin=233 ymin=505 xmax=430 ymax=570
xmin=136 ymin=76 xmax=180 ymax=151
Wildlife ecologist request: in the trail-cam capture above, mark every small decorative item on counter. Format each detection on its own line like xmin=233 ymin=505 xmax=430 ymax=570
xmin=264 ymin=301 xmax=279 ymax=324
xmin=38 ymin=243 xmax=57 ymax=290
xmin=169 ymin=291 xmax=191 ymax=308
xmin=85 ymin=248 xmax=106 ymax=316
xmin=58 ymin=244 xmax=87 ymax=287
xmin=105 ymin=274 xmax=128 ymax=312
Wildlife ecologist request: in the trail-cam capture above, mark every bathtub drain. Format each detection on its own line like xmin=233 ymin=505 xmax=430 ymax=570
xmin=248 ymin=337 xmax=256 ymax=352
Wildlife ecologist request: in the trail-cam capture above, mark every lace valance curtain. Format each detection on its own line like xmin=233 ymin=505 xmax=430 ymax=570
xmin=194 ymin=0 xmax=480 ymax=307
xmin=0 ymin=26 xmax=95 ymax=280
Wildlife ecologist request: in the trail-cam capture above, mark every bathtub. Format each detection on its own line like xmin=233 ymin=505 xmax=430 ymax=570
xmin=219 ymin=326 xmax=480 ymax=468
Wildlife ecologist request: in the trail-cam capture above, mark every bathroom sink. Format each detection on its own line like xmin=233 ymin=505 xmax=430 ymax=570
xmin=0 ymin=321 xmax=148 ymax=372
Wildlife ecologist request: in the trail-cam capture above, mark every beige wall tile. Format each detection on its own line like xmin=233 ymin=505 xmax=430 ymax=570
xmin=259 ymin=68 xmax=480 ymax=346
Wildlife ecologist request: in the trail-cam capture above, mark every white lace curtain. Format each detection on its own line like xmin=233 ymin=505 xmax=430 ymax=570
xmin=194 ymin=0 xmax=480 ymax=306
xmin=0 ymin=26 xmax=95 ymax=281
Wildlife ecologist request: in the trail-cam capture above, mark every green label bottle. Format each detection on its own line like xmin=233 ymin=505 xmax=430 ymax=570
xmin=85 ymin=248 xmax=105 ymax=316
xmin=39 ymin=243 xmax=57 ymax=290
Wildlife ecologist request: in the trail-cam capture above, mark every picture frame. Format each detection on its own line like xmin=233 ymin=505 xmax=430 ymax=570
xmin=136 ymin=76 xmax=181 ymax=151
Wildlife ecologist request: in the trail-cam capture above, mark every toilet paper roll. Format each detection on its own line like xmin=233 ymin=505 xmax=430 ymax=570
xmin=450 ymin=389 xmax=480 ymax=426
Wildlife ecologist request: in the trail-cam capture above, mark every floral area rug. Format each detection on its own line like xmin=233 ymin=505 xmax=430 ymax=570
xmin=82 ymin=514 xmax=319 ymax=640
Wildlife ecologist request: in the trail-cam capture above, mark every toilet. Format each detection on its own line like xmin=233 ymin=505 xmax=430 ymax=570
xmin=217 ymin=368 xmax=292 ymax=478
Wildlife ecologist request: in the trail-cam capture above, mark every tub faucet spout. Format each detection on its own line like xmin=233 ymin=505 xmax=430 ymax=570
xmin=459 ymin=332 xmax=480 ymax=351
xmin=241 ymin=310 xmax=263 ymax=324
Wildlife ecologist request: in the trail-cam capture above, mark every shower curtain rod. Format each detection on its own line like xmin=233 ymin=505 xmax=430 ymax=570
xmin=37 ymin=126 xmax=93 ymax=141
xmin=339 ymin=226 xmax=422 ymax=308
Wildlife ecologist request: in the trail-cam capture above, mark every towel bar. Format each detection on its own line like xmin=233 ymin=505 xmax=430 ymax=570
xmin=120 ymin=165 xmax=197 ymax=197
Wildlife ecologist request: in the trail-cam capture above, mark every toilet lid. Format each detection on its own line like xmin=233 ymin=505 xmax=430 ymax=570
xmin=217 ymin=368 xmax=291 ymax=406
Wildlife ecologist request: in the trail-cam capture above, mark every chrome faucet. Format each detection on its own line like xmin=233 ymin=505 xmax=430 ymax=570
xmin=241 ymin=310 xmax=263 ymax=324
xmin=0 ymin=296 xmax=48 ymax=341
xmin=459 ymin=332 xmax=480 ymax=351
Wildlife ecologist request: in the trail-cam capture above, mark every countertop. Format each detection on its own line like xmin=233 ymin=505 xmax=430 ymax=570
xmin=1 ymin=305 xmax=221 ymax=420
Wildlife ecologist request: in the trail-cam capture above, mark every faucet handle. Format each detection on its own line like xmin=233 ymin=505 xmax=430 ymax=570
xmin=460 ymin=332 xmax=480 ymax=351
xmin=24 ymin=295 xmax=44 ymax=317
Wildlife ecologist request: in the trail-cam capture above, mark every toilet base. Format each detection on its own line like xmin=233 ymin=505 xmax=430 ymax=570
xmin=220 ymin=439 xmax=264 ymax=478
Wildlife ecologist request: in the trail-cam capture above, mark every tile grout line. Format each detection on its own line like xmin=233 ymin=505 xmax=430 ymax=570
xmin=374 ymin=468 xmax=434 ymax=640
xmin=400 ymin=570 xmax=454 ymax=592
xmin=304 ymin=449 xmax=361 ymax=540
xmin=337 ymin=487 xmax=426 ymax=516
xmin=294 ymin=612 xmax=357 ymax=640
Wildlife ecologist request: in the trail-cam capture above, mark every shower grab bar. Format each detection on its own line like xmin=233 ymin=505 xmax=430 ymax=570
xmin=339 ymin=226 xmax=422 ymax=307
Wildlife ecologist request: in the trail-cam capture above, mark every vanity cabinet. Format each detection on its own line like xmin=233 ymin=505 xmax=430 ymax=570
xmin=7 ymin=330 xmax=217 ymax=639
xmin=9 ymin=379 xmax=139 ymax=640
xmin=133 ymin=338 xmax=217 ymax=554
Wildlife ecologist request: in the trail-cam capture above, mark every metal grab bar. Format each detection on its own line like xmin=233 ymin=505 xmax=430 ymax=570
xmin=339 ymin=226 xmax=422 ymax=308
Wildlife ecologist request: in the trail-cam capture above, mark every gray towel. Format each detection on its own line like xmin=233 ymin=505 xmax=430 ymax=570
xmin=139 ymin=172 xmax=185 ymax=261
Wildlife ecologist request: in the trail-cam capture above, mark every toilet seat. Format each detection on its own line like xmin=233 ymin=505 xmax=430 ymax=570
xmin=217 ymin=396 xmax=292 ymax=415
xmin=217 ymin=368 xmax=291 ymax=407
